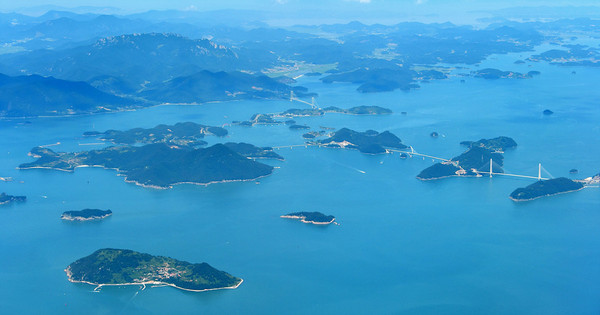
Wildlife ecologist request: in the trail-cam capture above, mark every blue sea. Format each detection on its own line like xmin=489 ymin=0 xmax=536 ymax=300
xmin=0 ymin=46 xmax=599 ymax=314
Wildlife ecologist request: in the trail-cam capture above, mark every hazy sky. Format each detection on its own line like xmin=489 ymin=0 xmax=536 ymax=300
xmin=3 ymin=0 xmax=600 ymax=26
xmin=4 ymin=0 xmax=600 ymax=13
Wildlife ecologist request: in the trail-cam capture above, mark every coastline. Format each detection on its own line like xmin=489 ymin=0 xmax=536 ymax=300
xmin=280 ymin=215 xmax=336 ymax=225
xmin=417 ymin=173 xmax=486 ymax=181
xmin=0 ymin=96 xmax=292 ymax=121
xmin=20 ymin=164 xmax=273 ymax=189
xmin=65 ymin=267 xmax=243 ymax=292
xmin=417 ymin=174 xmax=459 ymax=181
xmin=509 ymin=186 xmax=585 ymax=202
xmin=61 ymin=213 xmax=112 ymax=221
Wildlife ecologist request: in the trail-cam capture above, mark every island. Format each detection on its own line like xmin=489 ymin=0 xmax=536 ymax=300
xmin=0 ymin=193 xmax=26 ymax=205
xmin=315 ymin=128 xmax=408 ymax=154
xmin=19 ymin=143 xmax=274 ymax=189
xmin=61 ymin=209 xmax=113 ymax=221
xmin=240 ymin=106 xmax=393 ymax=126
xmin=223 ymin=142 xmax=283 ymax=160
xmin=249 ymin=113 xmax=282 ymax=125
xmin=279 ymin=108 xmax=324 ymax=117
xmin=320 ymin=67 xmax=423 ymax=92
xmin=472 ymin=68 xmax=539 ymax=79
xmin=289 ymin=124 xmax=310 ymax=130
xmin=459 ymin=136 xmax=517 ymax=151
xmin=509 ymin=177 xmax=585 ymax=201
xmin=278 ymin=105 xmax=392 ymax=118
xmin=528 ymin=46 xmax=600 ymax=68
xmin=341 ymin=106 xmax=392 ymax=115
xmin=418 ymin=136 xmax=516 ymax=180
xmin=65 ymin=248 xmax=242 ymax=292
xmin=84 ymin=122 xmax=227 ymax=146
xmin=543 ymin=109 xmax=554 ymax=116
xmin=302 ymin=131 xmax=325 ymax=139
xmin=281 ymin=212 xmax=336 ymax=225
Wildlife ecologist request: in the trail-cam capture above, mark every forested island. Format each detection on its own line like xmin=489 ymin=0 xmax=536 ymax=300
xmin=19 ymin=143 xmax=274 ymax=189
xmin=509 ymin=177 xmax=585 ymax=201
xmin=281 ymin=212 xmax=336 ymax=225
xmin=472 ymin=68 xmax=540 ymax=79
xmin=528 ymin=45 xmax=600 ymax=68
xmin=61 ymin=209 xmax=113 ymax=221
xmin=321 ymin=67 xmax=427 ymax=92
xmin=0 ymin=193 xmax=26 ymax=205
xmin=236 ymin=105 xmax=392 ymax=126
xmin=417 ymin=137 xmax=516 ymax=180
xmin=315 ymin=128 xmax=408 ymax=154
xmin=65 ymin=248 xmax=242 ymax=292
xmin=84 ymin=122 xmax=227 ymax=146
xmin=279 ymin=105 xmax=392 ymax=117
xmin=460 ymin=136 xmax=518 ymax=151
xmin=223 ymin=142 xmax=283 ymax=160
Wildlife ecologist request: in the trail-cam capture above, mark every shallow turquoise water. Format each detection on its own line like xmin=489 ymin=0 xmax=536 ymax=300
xmin=0 ymin=49 xmax=599 ymax=314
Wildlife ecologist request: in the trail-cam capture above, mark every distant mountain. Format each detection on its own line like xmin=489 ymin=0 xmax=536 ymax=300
xmin=0 ymin=14 xmax=216 ymax=51
xmin=322 ymin=68 xmax=419 ymax=93
xmin=0 ymin=33 xmax=263 ymax=90
xmin=0 ymin=73 xmax=137 ymax=117
xmin=33 ymin=10 xmax=98 ymax=22
xmin=0 ymin=12 xmax=37 ymax=26
xmin=25 ymin=15 xmax=148 ymax=41
xmin=140 ymin=70 xmax=312 ymax=103
xmin=126 ymin=9 xmax=268 ymax=27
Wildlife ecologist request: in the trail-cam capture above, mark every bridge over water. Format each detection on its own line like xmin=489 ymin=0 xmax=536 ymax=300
xmin=286 ymin=93 xmax=555 ymax=182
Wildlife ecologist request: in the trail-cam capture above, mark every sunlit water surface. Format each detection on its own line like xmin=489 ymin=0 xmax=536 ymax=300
xmin=0 ymin=49 xmax=599 ymax=314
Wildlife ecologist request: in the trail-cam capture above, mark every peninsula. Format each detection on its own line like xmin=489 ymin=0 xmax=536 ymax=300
xmin=315 ymin=128 xmax=408 ymax=154
xmin=65 ymin=248 xmax=242 ymax=292
xmin=281 ymin=212 xmax=336 ymax=225
xmin=19 ymin=143 xmax=274 ymax=189
xmin=509 ymin=177 xmax=585 ymax=201
xmin=61 ymin=209 xmax=112 ymax=221
xmin=0 ymin=193 xmax=26 ymax=205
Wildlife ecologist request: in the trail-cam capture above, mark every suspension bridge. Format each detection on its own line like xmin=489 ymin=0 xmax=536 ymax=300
xmin=388 ymin=146 xmax=454 ymax=164
xmin=477 ymin=158 xmax=552 ymax=180
xmin=290 ymin=91 xmax=319 ymax=109
xmin=286 ymin=92 xmax=558 ymax=182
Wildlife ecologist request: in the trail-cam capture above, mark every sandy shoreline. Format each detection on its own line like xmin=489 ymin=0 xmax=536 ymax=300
xmin=61 ymin=213 xmax=112 ymax=221
xmin=280 ymin=215 xmax=336 ymax=225
xmin=65 ymin=267 xmax=243 ymax=292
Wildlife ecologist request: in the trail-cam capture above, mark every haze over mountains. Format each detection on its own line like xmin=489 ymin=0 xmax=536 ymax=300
xmin=1 ymin=6 xmax=599 ymax=117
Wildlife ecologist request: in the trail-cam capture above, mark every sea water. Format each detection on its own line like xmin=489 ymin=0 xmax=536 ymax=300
xmin=0 ymin=48 xmax=599 ymax=315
